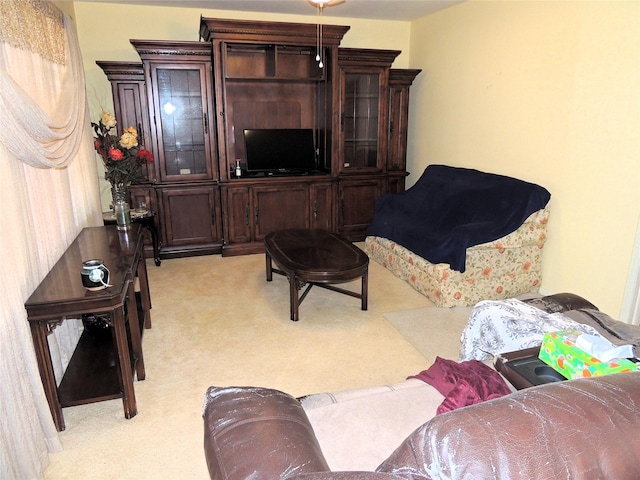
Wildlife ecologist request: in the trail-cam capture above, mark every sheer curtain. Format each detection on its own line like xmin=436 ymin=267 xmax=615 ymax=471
xmin=0 ymin=1 xmax=102 ymax=478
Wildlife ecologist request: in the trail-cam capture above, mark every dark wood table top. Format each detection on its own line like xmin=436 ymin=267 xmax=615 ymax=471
xmin=25 ymin=225 xmax=143 ymax=320
xmin=264 ymin=229 xmax=368 ymax=283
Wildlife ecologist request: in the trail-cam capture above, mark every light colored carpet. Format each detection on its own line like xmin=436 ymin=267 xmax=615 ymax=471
xmin=43 ymin=249 xmax=462 ymax=479
xmin=384 ymin=307 xmax=472 ymax=362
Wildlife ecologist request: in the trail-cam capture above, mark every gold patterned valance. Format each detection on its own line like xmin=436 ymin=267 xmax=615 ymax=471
xmin=0 ymin=0 xmax=65 ymax=64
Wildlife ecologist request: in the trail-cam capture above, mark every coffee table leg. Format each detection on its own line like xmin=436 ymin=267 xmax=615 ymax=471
xmin=361 ymin=268 xmax=368 ymax=311
xmin=265 ymin=251 xmax=273 ymax=281
xmin=290 ymin=275 xmax=299 ymax=321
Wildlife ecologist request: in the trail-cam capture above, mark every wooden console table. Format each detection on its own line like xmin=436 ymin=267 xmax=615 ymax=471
xmin=25 ymin=225 xmax=152 ymax=431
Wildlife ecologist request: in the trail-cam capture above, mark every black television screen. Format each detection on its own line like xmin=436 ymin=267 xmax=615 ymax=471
xmin=243 ymin=129 xmax=317 ymax=174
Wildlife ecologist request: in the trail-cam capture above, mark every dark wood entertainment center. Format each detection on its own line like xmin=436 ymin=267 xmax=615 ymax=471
xmin=98 ymin=18 xmax=420 ymax=259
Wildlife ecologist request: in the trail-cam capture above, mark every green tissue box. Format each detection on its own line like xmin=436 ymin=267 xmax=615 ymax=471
xmin=538 ymin=330 xmax=638 ymax=380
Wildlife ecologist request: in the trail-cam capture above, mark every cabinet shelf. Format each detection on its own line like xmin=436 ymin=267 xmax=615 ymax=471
xmin=164 ymin=144 xmax=206 ymax=152
xmin=224 ymin=43 xmax=325 ymax=81
xmin=225 ymin=76 xmax=324 ymax=83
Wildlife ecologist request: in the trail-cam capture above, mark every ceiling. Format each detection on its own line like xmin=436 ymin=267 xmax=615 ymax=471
xmin=75 ymin=0 xmax=465 ymax=22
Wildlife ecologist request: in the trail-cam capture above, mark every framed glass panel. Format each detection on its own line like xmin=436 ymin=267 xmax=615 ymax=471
xmin=343 ymin=73 xmax=380 ymax=169
xmin=156 ymin=68 xmax=207 ymax=177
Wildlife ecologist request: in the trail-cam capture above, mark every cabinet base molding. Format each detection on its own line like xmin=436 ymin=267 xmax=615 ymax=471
xmin=160 ymin=243 xmax=223 ymax=259
xmin=221 ymin=243 xmax=266 ymax=257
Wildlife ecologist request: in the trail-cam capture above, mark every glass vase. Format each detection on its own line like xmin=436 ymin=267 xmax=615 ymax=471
xmin=112 ymin=183 xmax=131 ymax=229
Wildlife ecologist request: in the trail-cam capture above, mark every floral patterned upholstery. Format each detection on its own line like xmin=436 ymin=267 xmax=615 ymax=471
xmin=365 ymin=207 xmax=550 ymax=307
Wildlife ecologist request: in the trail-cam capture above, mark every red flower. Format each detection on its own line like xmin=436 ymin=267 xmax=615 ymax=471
xmin=138 ymin=149 xmax=154 ymax=163
xmin=94 ymin=139 xmax=102 ymax=151
xmin=108 ymin=147 xmax=124 ymax=161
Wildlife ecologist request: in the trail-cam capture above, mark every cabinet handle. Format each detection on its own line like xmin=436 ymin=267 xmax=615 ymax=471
xmin=138 ymin=123 xmax=144 ymax=146
xmin=203 ymin=112 xmax=208 ymax=133
xmin=254 ymin=205 xmax=259 ymax=225
xmin=313 ymin=201 xmax=318 ymax=219
xmin=211 ymin=207 xmax=216 ymax=225
xmin=244 ymin=205 xmax=249 ymax=226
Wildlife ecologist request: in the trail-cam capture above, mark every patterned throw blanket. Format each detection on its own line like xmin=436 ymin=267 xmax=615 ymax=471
xmin=458 ymin=298 xmax=639 ymax=362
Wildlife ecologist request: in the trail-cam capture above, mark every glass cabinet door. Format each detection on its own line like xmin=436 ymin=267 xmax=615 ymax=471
xmin=341 ymin=71 xmax=382 ymax=171
xmin=151 ymin=64 xmax=215 ymax=181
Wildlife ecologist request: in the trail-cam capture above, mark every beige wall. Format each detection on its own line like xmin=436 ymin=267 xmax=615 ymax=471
xmin=408 ymin=0 xmax=640 ymax=317
xmin=72 ymin=2 xmax=411 ymax=205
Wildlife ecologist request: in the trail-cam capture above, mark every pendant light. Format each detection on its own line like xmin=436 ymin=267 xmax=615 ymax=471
xmin=309 ymin=0 xmax=332 ymax=68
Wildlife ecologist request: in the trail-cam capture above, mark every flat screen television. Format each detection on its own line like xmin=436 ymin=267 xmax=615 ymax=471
xmin=243 ymin=128 xmax=317 ymax=175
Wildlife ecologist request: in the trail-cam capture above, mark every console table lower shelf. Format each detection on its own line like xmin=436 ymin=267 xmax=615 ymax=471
xmin=58 ymin=297 xmax=145 ymax=408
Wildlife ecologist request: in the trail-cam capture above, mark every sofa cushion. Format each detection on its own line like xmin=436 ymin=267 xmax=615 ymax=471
xmin=377 ymin=372 xmax=640 ymax=479
xmin=300 ymin=379 xmax=445 ymax=472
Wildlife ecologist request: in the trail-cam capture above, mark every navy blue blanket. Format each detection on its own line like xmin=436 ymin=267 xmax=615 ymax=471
xmin=366 ymin=165 xmax=551 ymax=272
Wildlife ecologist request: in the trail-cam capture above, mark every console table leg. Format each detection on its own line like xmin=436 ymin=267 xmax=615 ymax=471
xmin=30 ymin=322 xmax=65 ymax=431
xmin=136 ymin=250 xmax=152 ymax=329
xmin=112 ymin=306 xmax=137 ymax=419
xmin=126 ymin=281 xmax=145 ymax=381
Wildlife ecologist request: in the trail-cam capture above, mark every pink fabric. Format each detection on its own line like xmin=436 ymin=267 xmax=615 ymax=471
xmin=409 ymin=357 xmax=511 ymax=414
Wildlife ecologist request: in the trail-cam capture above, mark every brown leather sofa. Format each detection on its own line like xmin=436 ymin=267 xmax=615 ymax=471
xmin=203 ymin=294 xmax=639 ymax=479
xmin=203 ymin=371 xmax=640 ymax=480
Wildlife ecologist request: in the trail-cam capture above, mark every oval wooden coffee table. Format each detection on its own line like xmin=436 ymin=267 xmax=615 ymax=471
xmin=264 ymin=229 xmax=369 ymax=321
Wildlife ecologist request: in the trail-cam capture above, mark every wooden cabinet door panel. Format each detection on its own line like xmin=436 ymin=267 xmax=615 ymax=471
xmin=160 ymin=187 xmax=220 ymax=246
xmin=97 ymin=61 xmax=156 ymax=183
xmin=387 ymin=174 xmax=406 ymax=195
xmin=387 ymin=85 xmax=408 ymax=172
xmin=339 ymin=179 xmax=382 ymax=239
xmin=310 ymin=182 xmax=334 ymax=231
xmin=223 ymin=186 xmax=252 ymax=244
xmin=115 ymin=82 xmax=155 ymax=182
xmin=253 ymin=185 xmax=309 ymax=241
xmin=387 ymin=69 xmax=421 ymax=174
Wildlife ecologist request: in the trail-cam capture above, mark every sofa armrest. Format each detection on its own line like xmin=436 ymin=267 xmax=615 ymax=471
xmin=378 ymin=372 xmax=640 ymax=479
xmin=203 ymin=386 xmax=331 ymax=480
xmin=523 ymin=292 xmax=598 ymax=313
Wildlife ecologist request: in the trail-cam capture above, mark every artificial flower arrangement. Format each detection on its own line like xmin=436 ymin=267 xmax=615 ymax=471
xmin=92 ymin=111 xmax=154 ymax=192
